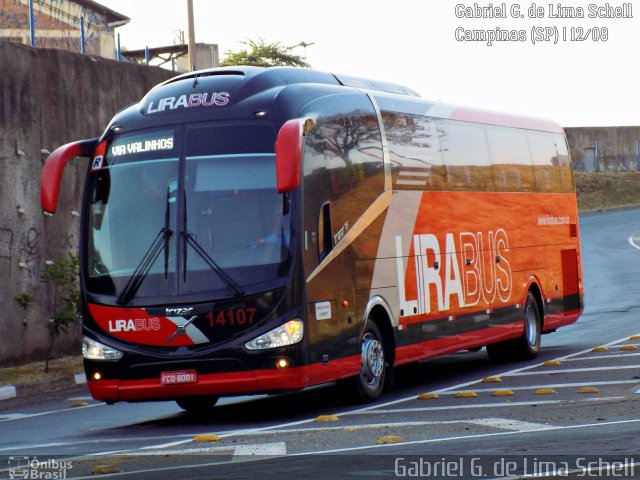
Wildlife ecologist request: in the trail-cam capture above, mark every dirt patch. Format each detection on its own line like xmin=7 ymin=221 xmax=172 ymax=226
xmin=0 ymin=355 xmax=83 ymax=387
xmin=575 ymin=171 xmax=640 ymax=212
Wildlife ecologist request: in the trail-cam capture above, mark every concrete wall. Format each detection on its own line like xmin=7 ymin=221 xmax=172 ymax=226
xmin=0 ymin=40 xmax=173 ymax=365
xmin=565 ymin=127 xmax=640 ymax=172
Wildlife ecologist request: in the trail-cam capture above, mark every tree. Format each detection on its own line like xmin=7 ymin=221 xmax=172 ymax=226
xmin=220 ymin=39 xmax=310 ymax=68
xmin=40 ymin=252 xmax=81 ymax=373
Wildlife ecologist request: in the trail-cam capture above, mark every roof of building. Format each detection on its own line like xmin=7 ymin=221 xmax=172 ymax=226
xmin=74 ymin=0 xmax=130 ymax=24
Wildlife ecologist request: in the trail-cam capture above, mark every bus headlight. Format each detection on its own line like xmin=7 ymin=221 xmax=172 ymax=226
xmin=82 ymin=337 xmax=124 ymax=361
xmin=245 ymin=320 xmax=304 ymax=350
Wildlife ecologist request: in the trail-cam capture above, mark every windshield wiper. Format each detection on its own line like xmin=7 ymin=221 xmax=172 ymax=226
xmin=183 ymin=232 xmax=244 ymax=296
xmin=117 ymin=188 xmax=173 ymax=305
xmin=182 ymin=193 xmax=244 ymax=297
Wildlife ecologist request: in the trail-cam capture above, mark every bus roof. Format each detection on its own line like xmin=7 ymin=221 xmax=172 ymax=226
xmin=108 ymin=66 xmax=562 ymax=136
xmin=159 ymin=66 xmax=421 ymax=97
xmin=371 ymin=91 xmax=564 ymax=134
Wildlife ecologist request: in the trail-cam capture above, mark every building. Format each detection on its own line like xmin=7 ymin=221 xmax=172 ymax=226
xmin=0 ymin=0 xmax=129 ymax=59
xmin=122 ymin=43 xmax=219 ymax=72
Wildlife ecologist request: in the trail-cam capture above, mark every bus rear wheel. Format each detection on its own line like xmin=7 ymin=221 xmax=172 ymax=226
xmin=343 ymin=322 xmax=386 ymax=402
xmin=487 ymin=291 xmax=541 ymax=361
xmin=176 ymin=395 xmax=219 ymax=413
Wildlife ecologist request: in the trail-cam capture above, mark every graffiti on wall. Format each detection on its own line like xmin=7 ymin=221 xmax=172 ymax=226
xmin=0 ymin=224 xmax=78 ymax=278
xmin=0 ymin=0 xmax=109 ymax=56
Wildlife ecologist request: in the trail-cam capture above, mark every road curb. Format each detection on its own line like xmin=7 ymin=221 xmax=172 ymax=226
xmin=0 ymin=386 xmax=16 ymax=401
xmin=0 ymin=374 xmax=86 ymax=403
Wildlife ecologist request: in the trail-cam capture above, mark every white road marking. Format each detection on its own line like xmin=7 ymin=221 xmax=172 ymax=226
xmin=208 ymin=419 xmax=520 ymax=436
xmin=0 ymin=441 xmax=76 ymax=452
xmin=504 ymin=365 xmax=640 ymax=376
xmin=563 ymin=352 xmax=640 ymax=361
xmin=347 ymin=397 xmax=625 ymax=415
xmin=100 ymin=416 xmax=324 ymax=455
xmin=290 ymin=417 xmax=640 ymax=455
xmin=120 ymin=446 xmax=234 ymax=456
xmin=234 ymin=442 xmax=286 ymax=457
xmin=0 ymin=436 xmax=199 ymax=453
xmin=0 ymin=402 xmax=104 ymax=423
xmin=0 ymin=413 xmax=28 ymax=420
xmin=628 ymin=234 xmax=640 ymax=250
xmin=445 ymin=379 xmax=638 ymax=394
xmin=466 ymin=418 xmax=551 ymax=431
xmin=335 ymin=338 xmax=637 ymax=418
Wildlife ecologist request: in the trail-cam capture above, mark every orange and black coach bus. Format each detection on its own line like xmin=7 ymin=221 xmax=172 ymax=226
xmin=41 ymin=67 xmax=583 ymax=411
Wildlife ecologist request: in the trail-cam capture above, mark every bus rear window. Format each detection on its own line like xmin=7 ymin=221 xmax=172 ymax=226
xmin=192 ymin=154 xmax=276 ymax=191
xmin=187 ymin=124 xmax=276 ymax=156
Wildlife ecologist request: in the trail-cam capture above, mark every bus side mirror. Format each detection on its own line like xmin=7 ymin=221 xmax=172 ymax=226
xmin=41 ymin=138 xmax=99 ymax=215
xmin=275 ymin=119 xmax=303 ymax=193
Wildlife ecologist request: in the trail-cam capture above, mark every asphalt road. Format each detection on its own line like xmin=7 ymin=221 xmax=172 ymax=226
xmin=2 ymin=208 xmax=640 ymax=479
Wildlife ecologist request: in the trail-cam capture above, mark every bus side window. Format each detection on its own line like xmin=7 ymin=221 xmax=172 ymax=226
xmin=529 ymin=132 xmax=563 ymax=192
xmin=553 ymin=133 xmax=574 ymax=193
xmin=440 ymin=119 xmax=493 ymax=191
xmin=485 ymin=126 xmax=534 ymax=192
xmin=318 ymin=202 xmax=333 ymax=261
xmin=382 ymin=112 xmax=446 ymax=191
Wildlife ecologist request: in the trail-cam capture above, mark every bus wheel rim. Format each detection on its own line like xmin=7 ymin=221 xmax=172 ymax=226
xmin=525 ymin=304 xmax=539 ymax=347
xmin=361 ymin=333 xmax=384 ymax=385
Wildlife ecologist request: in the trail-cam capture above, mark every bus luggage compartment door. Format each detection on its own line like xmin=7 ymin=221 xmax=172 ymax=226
xmin=561 ymin=248 xmax=580 ymax=312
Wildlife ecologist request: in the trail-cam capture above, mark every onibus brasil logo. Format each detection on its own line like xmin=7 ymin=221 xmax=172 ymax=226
xmin=8 ymin=457 xmax=72 ymax=479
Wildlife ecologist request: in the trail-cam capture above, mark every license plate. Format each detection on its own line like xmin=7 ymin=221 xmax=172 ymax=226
xmin=161 ymin=370 xmax=197 ymax=385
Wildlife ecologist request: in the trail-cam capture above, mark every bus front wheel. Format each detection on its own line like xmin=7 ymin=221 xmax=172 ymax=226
xmin=345 ymin=322 xmax=386 ymax=402
xmin=176 ymin=395 xmax=219 ymax=413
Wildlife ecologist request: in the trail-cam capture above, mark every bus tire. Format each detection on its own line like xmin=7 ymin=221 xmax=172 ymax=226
xmin=487 ymin=292 xmax=541 ymax=361
xmin=176 ymin=395 xmax=219 ymax=413
xmin=345 ymin=321 xmax=386 ymax=402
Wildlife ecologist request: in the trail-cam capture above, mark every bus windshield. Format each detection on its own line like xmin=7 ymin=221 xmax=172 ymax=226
xmin=86 ymin=124 xmax=291 ymax=302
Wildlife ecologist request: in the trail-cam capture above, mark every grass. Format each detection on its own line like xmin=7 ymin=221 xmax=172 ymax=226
xmin=575 ymin=171 xmax=640 ymax=212
xmin=0 ymin=355 xmax=83 ymax=387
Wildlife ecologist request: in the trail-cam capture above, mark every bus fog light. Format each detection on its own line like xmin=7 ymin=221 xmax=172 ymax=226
xmin=92 ymin=371 xmax=102 ymax=381
xmin=82 ymin=337 xmax=123 ymax=361
xmin=245 ymin=320 xmax=303 ymax=350
xmin=276 ymin=358 xmax=290 ymax=369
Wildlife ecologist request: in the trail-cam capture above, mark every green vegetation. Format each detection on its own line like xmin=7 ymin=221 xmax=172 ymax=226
xmin=13 ymin=292 xmax=34 ymax=327
xmin=575 ymin=172 xmax=640 ymax=212
xmin=41 ymin=252 xmax=81 ymax=373
xmin=221 ymin=38 xmax=309 ymax=67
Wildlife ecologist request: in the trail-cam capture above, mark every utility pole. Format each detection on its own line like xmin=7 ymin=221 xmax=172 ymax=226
xmin=296 ymin=41 xmax=315 ymax=62
xmin=187 ymin=0 xmax=196 ymax=71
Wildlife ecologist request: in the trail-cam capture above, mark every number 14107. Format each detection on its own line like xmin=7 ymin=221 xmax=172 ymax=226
xmin=207 ymin=308 xmax=257 ymax=327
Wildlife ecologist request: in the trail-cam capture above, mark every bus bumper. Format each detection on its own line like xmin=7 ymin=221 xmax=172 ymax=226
xmin=87 ymin=365 xmax=312 ymax=403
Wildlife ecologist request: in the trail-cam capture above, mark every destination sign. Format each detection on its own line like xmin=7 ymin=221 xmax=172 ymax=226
xmin=108 ymin=130 xmax=175 ymax=158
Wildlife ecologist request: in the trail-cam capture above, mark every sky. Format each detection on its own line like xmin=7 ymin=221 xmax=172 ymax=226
xmin=98 ymin=0 xmax=640 ymax=127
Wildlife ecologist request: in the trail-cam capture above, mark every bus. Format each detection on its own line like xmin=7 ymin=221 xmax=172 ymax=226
xmin=41 ymin=66 xmax=583 ymax=411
